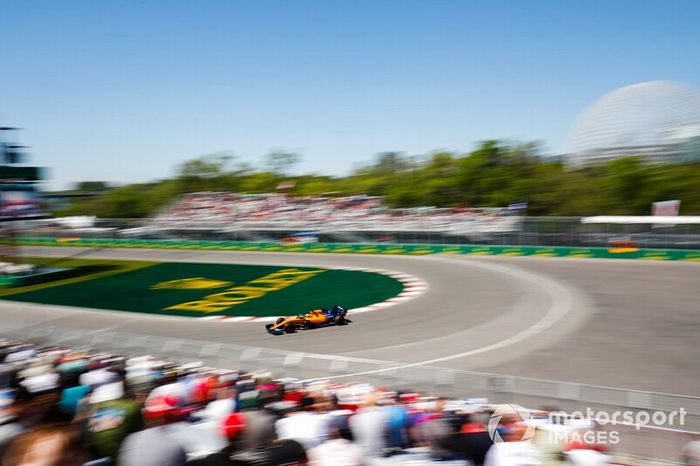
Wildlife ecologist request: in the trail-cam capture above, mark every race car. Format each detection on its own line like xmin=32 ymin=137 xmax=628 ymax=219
xmin=265 ymin=305 xmax=349 ymax=335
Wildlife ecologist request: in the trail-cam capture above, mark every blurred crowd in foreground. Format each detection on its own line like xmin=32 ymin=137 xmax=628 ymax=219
xmin=1 ymin=338 xmax=696 ymax=466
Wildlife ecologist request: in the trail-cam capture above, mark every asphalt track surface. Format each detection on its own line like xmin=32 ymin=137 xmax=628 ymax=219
xmin=2 ymin=246 xmax=699 ymax=397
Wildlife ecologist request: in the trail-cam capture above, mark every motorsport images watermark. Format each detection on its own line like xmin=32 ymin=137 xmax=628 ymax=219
xmin=553 ymin=407 xmax=688 ymax=430
xmin=488 ymin=405 xmax=536 ymax=444
xmin=488 ymin=404 xmax=687 ymax=445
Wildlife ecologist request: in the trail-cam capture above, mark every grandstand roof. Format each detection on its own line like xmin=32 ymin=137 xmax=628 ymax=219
xmin=581 ymin=216 xmax=700 ymax=224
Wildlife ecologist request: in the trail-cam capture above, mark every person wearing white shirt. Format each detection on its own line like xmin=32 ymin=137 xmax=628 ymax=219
xmin=682 ymin=435 xmax=700 ymax=466
xmin=275 ymin=398 xmax=329 ymax=450
xmin=79 ymin=367 xmax=116 ymax=388
xmin=484 ymin=441 xmax=542 ymax=466
xmin=308 ymin=416 xmax=363 ymax=466
xmin=348 ymin=400 xmax=386 ymax=457
xmin=308 ymin=437 xmax=364 ymax=466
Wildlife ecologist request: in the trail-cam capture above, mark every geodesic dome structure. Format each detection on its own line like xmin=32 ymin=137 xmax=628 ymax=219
xmin=569 ymin=81 xmax=700 ymax=165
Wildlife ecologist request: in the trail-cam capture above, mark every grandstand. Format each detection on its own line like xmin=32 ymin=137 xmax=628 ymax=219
xmin=19 ymin=192 xmax=700 ymax=249
xmin=23 ymin=190 xmax=700 ymax=249
xmin=125 ymin=192 xmax=523 ymax=241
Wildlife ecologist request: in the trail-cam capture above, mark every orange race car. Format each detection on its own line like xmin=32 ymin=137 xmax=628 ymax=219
xmin=265 ymin=306 xmax=349 ymax=335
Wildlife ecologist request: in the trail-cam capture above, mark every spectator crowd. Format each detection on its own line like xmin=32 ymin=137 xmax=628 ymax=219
xmin=147 ymin=192 xmax=521 ymax=234
xmin=153 ymin=193 xmax=382 ymax=226
xmin=0 ymin=337 xmax=649 ymax=466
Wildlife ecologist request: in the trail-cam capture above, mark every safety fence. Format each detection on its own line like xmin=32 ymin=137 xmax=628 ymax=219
xmin=17 ymin=216 xmax=700 ymax=249
xmin=16 ymin=236 xmax=700 ymax=261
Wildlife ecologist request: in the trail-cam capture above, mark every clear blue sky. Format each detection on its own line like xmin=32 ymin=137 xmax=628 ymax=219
xmin=1 ymin=0 xmax=699 ymax=189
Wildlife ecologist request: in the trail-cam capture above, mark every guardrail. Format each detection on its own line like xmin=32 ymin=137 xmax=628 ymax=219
xmin=17 ymin=236 xmax=700 ymax=261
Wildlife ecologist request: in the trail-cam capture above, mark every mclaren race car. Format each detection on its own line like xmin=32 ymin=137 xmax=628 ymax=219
xmin=265 ymin=306 xmax=349 ymax=335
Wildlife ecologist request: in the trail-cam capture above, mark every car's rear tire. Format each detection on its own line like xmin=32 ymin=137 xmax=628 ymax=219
xmin=334 ymin=315 xmax=347 ymax=326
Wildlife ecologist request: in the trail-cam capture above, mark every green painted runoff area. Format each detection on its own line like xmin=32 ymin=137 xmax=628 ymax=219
xmin=1 ymin=260 xmax=403 ymax=318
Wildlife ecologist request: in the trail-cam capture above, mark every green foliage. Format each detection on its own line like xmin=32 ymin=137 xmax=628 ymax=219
xmin=264 ymin=151 xmax=301 ymax=175
xmin=56 ymin=142 xmax=700 ymax=217
xmin=75 ymin=181 xmax=112 ymax=192
xmin=176 ymin=152 xmax=233 ymax=192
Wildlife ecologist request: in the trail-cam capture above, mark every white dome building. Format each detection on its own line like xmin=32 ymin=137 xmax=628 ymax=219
xmin=568 ymin=81 xmax=700 ymax=166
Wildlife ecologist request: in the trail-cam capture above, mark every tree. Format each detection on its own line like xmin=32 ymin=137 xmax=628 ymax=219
xmin=176 ymin=152 xmax=233 ymax=192
xmin=76 ymin=181 xmax=111 ymax=192
xmin=374 ymin=152 xmax=412 ymax=175
xmin=177 ymin=152 xmax=232 ymax=179
xmin=264 ymin=151 xmax=300 ymax=176
xmin=604 ymin=157 xmax=651 ymax=213
xmin=55 ymin=141 xmax=700 ymax=218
